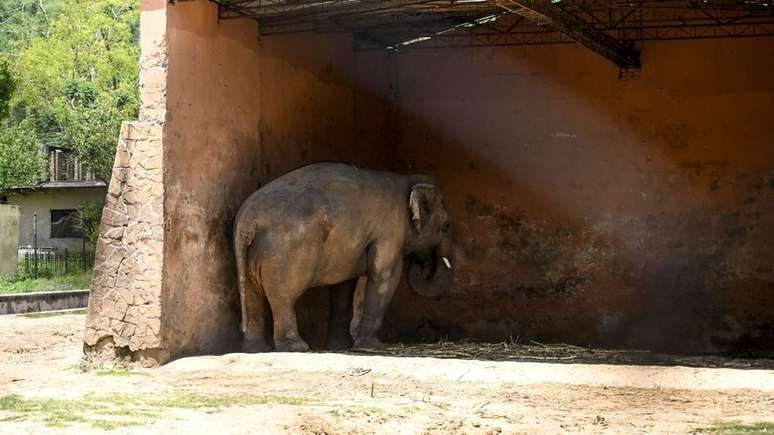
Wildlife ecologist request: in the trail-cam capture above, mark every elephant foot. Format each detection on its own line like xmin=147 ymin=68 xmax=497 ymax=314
xmin=353 ymin=336 xmax=383 ymax=350
xmin=327 ymin=333 xmax=354 ymax=351
xmin=242 ymin=337 xmax=272 ymax=353
xmin=275 ymin=338 xmax=310 ymax=353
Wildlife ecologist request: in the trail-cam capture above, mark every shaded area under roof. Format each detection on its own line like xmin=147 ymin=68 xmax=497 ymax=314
xmin=210 ymin=0 xmax=774 ymax=72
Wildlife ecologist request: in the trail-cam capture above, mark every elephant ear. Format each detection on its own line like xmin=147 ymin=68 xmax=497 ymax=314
xmin=409 ymin=183 xmax=437 ymax=232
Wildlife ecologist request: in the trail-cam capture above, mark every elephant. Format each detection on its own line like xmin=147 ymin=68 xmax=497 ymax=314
xmin=233 ymin=162 xmax=454 ymax=352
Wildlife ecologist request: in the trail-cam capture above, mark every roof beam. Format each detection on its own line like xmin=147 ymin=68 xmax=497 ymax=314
xmin=494 ymin=0 xmax=641 ymax=72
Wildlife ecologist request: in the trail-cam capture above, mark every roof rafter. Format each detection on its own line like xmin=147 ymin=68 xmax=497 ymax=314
xmin=494 ymin=0 xmax=641 ymax=71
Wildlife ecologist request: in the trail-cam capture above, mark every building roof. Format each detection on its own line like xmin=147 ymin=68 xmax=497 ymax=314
xmin=212 ymin=0 xmax=774 ymax=72
xmin=4 ymin=180 xmax=107 ymax=193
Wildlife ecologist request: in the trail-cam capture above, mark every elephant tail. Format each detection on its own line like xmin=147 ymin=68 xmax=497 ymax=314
xmin=234 ymin=222 xmax=257 ymax=334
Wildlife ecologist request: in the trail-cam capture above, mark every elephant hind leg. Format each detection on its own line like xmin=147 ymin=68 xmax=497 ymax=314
xmin=266 ymin=289 xmax=309 ymax=352
xmin=261 ymin=255 xmax=314 ymax=353
xmin=242 ymin=243 xmax=271 ymax=353
xmin=327 ymin=278 xmax=358 ymax=351
xmin=242 ymin=288 xmax=271 ymax=352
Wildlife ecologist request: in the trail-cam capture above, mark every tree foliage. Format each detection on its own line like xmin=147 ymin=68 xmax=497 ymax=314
xmin=73 ymin=200 xmax=103 ymax=251
xmin=0 ymin=0 xmax=139 ymax=187
xmin=0 ymin=121 xmax=43 ymax=189
xmin=0 ymin=61 xmax=14 ymax=119
xmin=0 ymin=0 xmax=63 ymax=55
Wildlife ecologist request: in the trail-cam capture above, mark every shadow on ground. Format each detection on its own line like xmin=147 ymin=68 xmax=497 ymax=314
xmin=343 ymin=340 xmax=774 ymax=370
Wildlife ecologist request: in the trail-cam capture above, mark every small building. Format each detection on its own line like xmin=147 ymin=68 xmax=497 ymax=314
xmin=3 ymin=147 xmax=107 ymax=253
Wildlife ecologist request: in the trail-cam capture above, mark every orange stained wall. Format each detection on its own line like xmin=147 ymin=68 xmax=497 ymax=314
xmin=161 ymin=1 xmax=391 ymax=355
xmin=163 ymin=1 xmax=262 ymax=355
xmin=379 ymin=39 xmax=774 ymax=353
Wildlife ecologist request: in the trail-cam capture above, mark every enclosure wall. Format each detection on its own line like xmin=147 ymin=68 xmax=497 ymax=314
xmin=380 ymin=39 xmax=774 ymax=353
xmin=162 ymin=1 xmax=262 ymax=355
xmin=160 ymin=1 xmax=391 ymax=356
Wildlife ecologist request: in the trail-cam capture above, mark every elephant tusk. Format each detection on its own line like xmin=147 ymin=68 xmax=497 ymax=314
xmin=442 ymin=257 xmax=452 ymax=269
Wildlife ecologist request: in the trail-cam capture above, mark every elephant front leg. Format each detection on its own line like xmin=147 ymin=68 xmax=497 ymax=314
xmin=327 ymin=279 xmax=357 ymax=350
xmin=354 ymin=251 xmax=403 ymax=349
xmin=242 ymin=287 xmax=272 ymax=353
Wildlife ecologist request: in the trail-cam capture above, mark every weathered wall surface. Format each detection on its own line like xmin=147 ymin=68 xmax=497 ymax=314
xmin=162 ymin=0 xmax=262 ymax=356
xmin=0 ymin=205 xmax=19 ymax=276
xmin=160 ymin=2 xmax=389 ymax=355
xmin=378 ymin=39 xmax=774 ymax=353
xmin=7 ymin=188 xmax=107 ymax=252
xmin=256 ymin=34 xmax=393 ymax=176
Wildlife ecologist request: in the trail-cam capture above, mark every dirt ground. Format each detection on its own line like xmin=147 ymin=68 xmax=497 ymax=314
xmin=1 ymin=312 xmax=773 ymax=434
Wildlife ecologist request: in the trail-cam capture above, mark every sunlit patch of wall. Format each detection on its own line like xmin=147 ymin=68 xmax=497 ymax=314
xmin=376 ymin=39 xmax=774 ymax=353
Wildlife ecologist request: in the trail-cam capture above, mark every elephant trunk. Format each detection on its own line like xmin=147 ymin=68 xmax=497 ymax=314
xmin=407 ymin=243 xmax=453 ymax=298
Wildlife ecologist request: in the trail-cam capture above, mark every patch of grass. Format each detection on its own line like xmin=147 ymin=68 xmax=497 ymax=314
xmin=0 ymin=391 xmax=310 ymax=431
xmin=0 ymin=271 xmax=91 ymax=295
xmin=90 ymin=419 xmax=147 ymax=431
xmin=94 ymin=368 xmax=148 ymax=377
xmin=694 ymin=422 xmax=774 ymax=434
xmin=329 ymin=405 xmax=386 ymax=418
xmin=21 ymin=309 xmax=87 ymax=319
xmin=0 ymin=394 xmax=94 ymax=428
xmin=145 ymin=392 xmax=310 ymax=409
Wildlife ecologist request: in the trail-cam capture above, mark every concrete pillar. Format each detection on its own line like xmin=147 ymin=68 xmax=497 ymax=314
xmin=84 ymin=0 xmax=262 ymax=366
xmin=0 ymin=206 xmax=20 ymax=277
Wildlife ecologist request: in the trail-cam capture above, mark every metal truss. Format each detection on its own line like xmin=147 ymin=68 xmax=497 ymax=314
xmin=494 ymin=0 xmax=640 ymax=70
xmin=382 ymin=5 xmax=774 ymax=50
xmin=209 ymin=0 xmax=774 ymax=72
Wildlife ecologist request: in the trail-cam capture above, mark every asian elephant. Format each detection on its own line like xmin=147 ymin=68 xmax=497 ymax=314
xmin=233 ymin=162 xmax=454 ymax=352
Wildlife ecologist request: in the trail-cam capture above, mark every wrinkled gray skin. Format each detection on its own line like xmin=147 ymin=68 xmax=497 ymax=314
xmin=234 ymin=162 xmax=454 ymax=352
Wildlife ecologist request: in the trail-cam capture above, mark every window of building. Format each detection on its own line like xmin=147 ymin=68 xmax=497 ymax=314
xmin=50 ymin=209 xmax=82 ymax=238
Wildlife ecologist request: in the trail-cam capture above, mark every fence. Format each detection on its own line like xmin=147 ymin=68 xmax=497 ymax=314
xmin=12 ymin=210 xmax=95 ymax=279
xmin=19 ymin=248 xmax=94 ymax=278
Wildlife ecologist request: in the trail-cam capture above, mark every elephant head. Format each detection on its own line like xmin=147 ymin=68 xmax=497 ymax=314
xmin=406 ymin=182 xmax=454 ymax=298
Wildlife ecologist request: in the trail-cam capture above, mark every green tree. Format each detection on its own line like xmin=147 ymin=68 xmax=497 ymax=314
xmin=0 ymin=122 xmax=43 ymax=189
xmin=73 ymin=200 xmax=103 ymax=252
xmin=0 ymin=0 xmax=62 ymax=56
xmin=0 ymin=61 xmax=14 ymax=119
xmin=4 ymin=0 xmax=138 ymax=182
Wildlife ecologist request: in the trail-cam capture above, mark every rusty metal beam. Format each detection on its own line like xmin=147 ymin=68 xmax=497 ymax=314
xmin=494 ymin=0 xmax=641 ymax=72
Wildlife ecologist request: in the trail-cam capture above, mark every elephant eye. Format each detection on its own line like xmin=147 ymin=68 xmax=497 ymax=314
xmin=442 ymin=222 xmax=450 ymax=233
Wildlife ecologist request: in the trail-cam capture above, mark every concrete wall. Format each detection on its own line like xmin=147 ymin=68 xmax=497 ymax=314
xmin=6 ymin=188 xmax=107 ymax=252
xmin=378 ymin=39 xmax=774 ymax=353
xmin=0 ymin=290 xmax=89 ymax=315
xmin=0 ymin=205 xmax=20 ymax=276
xmin=159 ymin=1 xmax=395 ymax=355
xmin=162 ymin=0 xmax=262 ymax=356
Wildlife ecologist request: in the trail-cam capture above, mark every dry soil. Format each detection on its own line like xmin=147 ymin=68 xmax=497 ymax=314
xmin=1 ymin=312 xmax=773 ymax=434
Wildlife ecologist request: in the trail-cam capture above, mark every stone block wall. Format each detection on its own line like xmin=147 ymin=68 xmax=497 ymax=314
xmin=84 ymin=121 xmax=166 ymax=365
xmin=84 ymin=0 xmax=168 ymax=365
